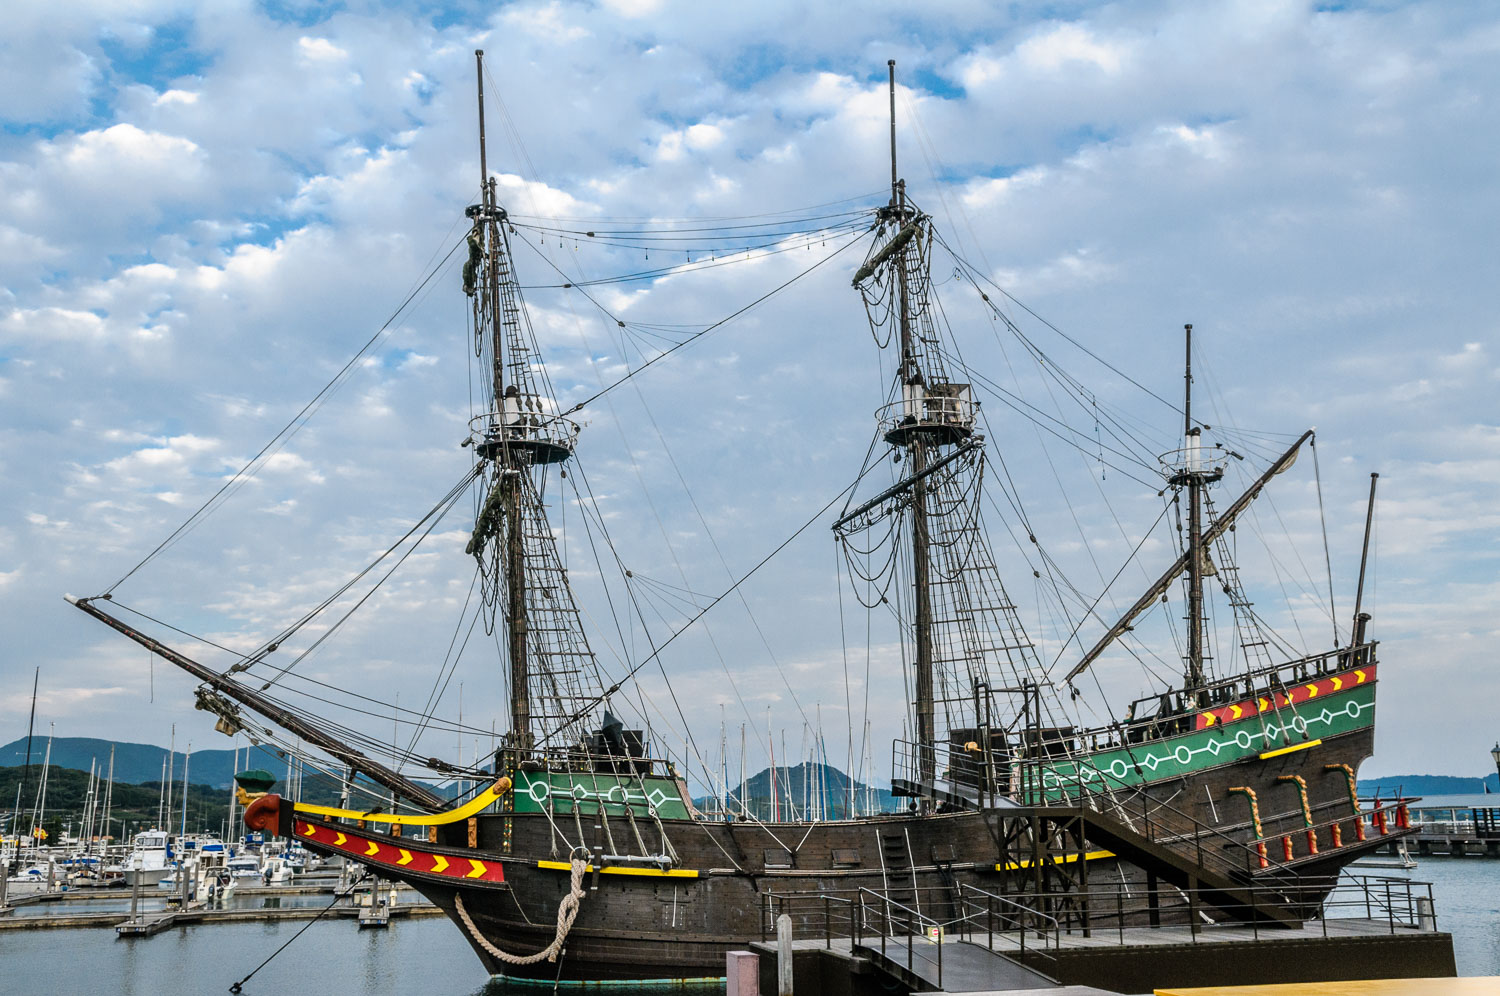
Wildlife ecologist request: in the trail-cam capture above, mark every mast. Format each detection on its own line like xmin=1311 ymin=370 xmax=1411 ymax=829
xmin=1182 ymin=324 xmax=1208 ymax=699
xmin=1065 ymin=428 xmax=1310 ymax=683
xmin=887 ymin=60 xmax=937 ymax=788
xmin=1352 ymin=472 xmax=1379 ymax=645
xmin=474 ymin=49 xmax=532 ymax=751
xmin=18 ymin=667 xmax=36 ymax=840
xmin=102 ymin=745 xmax=115 ymax=847
xmin=179 ymin=745 xmax=190 ymax=838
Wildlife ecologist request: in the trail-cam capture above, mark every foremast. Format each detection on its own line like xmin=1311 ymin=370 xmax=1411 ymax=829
xmin=464 ymin=50 xmax=604 ymax=757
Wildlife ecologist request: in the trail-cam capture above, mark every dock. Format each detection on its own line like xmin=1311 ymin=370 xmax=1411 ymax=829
xmin=0 ymin=881 xmax=441 ymax=933
xmin=1391 ymin=802 xmax=1500 ymax=858
xmin=757 ymin=919 xmax=1457 ymax=994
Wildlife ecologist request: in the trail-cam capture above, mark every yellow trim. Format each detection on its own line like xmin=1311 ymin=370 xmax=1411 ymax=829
xmin=292 ymin=777 xmax=512 ymax=827
xmin=1258 ymin=738 xmax=1322 ymax=760
xmin=998 ymin=849 xmax=1114 ymax=871
xmin=537 ymin=859 xmax=700 ymax=879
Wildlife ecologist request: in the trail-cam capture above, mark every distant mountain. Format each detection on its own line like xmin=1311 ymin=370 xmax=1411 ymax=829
xmin=695 ymin=762 xmax=899 ymax=820
xmin=0 ymin=736 xmax=462 ymax=807
xmin=1 ymin=736 xmax=302 ymax=790
xmin=1358 ymin=773 xmax=1499 ymax=797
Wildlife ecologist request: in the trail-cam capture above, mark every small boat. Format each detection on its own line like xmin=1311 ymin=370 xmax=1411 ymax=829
xmin=121 ymin=830 xmax=173 ymax=887
xmin=225 ymin=855 xmax=262 ymax=880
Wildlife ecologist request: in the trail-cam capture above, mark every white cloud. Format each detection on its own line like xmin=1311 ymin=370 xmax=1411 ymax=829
xmin=298 ymin=36 xmax=349 ymax=63
xmin=54 ymin=123 xmax=205 ymax=179
xmin=154 ymin=88 xmax=199 ymax=106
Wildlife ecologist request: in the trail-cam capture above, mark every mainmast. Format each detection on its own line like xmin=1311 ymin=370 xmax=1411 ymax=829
xmin=887 ymin=61 xmax=937 ymax=787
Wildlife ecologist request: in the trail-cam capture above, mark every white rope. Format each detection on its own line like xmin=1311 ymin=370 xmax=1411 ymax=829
xmin=453 ymin=854 xmax=587 ymax=965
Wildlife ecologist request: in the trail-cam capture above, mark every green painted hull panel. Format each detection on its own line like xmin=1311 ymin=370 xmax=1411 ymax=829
xmin=1022 ymin=684 xmax=1376 ymax=803
xmin=510 ymin=771 xmax=691 ymax=820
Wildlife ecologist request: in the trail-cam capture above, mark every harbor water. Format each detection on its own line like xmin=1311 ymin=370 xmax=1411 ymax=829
xmin=2 ymin=861 xmax=1496 ymax=995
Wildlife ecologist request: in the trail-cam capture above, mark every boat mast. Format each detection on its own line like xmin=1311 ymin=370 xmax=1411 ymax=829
xmin=1181 ymin=324 xmax=1209 ymax=701
xmin=474 ymin=49 xmax=531 ymax=750
xmin=1351 ymin=472 xmax=1379 ymax=645
xmin=887 ymin=60 xmax=937 ymax=787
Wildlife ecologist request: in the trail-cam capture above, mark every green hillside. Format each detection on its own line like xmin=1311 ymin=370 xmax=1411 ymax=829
xmin=0 ymin=765 xmax=236 ymax=841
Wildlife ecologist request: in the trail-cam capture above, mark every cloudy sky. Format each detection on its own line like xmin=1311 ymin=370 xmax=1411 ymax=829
xmin=3 ymin=0 xmax=1498 ymax=791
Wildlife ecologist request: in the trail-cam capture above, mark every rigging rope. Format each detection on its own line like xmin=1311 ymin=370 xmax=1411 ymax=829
xmin=106 ymin=237 xmax=467 ymax=596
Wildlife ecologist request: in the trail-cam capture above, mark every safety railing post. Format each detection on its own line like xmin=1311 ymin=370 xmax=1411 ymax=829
xmin=1116 ymin=886 xmax=1124 ymax=944
xmin=824 ymin=895 xmax=831 ymax=950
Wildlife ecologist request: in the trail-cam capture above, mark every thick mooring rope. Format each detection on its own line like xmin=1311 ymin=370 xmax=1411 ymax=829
xmin=454 ymin=854 xmax=587 ymax=965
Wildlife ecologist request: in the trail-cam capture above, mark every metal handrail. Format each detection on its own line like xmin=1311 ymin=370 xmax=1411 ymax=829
xmin=855 ymin=886 xmax=947 ymax=988
xmin=956 ymin=882 xmax=1061 ymax=963
xmin=467 ymin=409 xmax=581 ymax=448
xmin=762 ymin=872 xmax=1436 ymax=977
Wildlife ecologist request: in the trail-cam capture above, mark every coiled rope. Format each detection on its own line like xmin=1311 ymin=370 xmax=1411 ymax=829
xmin=453 ymin=853 xmax=587 ymax=965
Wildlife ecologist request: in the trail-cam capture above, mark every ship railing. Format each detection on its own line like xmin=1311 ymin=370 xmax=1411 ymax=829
xmin=497 ymin=744 xmax=677 ymax=780
xmin=1118 ymin=642 xmax=1377 ymax=733
xmin=874 ymin=394 xmax=979 ymax=436
xmin=890 ymin=738 xmax=1008 ymax=806
xmin=467 ymin=409 xmax=581 ymax=453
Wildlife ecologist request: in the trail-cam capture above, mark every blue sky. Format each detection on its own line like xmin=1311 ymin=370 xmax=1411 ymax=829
xmin=2 ymin=0 xmax=1499 ymax=786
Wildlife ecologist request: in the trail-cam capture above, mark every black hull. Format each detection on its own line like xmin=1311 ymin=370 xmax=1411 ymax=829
xmin=280 ymin=721 xmax=1401 ymax=981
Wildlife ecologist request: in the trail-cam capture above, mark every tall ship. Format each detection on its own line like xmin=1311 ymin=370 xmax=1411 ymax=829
xmin=70 ymin=58 xmax=1411 ymax=980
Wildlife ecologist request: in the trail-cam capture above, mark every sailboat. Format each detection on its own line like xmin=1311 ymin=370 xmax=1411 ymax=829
xmin=68 ymin=58 xmax=1412 ymax=980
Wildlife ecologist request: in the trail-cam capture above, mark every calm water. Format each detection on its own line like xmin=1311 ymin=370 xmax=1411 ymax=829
xmin=1360 ymin=856 xmax=1500 ymax=979
xmin=2 ymin=860 xmax=1496 ymax=994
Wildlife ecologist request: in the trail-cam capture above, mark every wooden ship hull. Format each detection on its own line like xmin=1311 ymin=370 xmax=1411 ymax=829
xmin=244 ymin=653 xmax=1405 ymax=981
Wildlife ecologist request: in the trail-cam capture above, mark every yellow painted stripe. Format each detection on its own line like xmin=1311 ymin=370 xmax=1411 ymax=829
xmin=1259 ymin=738 xmax=1323 ymax=760
xmin=292 ymin=778 xmax=511 ymax=826
xmin=998 ymin=849 xmax=1114 ymax=872
xmin=537 ymin=860 xmax=700 ymax=879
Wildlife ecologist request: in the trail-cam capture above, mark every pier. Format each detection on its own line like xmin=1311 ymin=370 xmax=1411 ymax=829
xmin=0 ymin=878 xmax=441 ymax=933
xmin=755 ymin=874 xmax=1455 ymax=994
xmin=1370 ymin=803 xmax=1500 ymax=859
